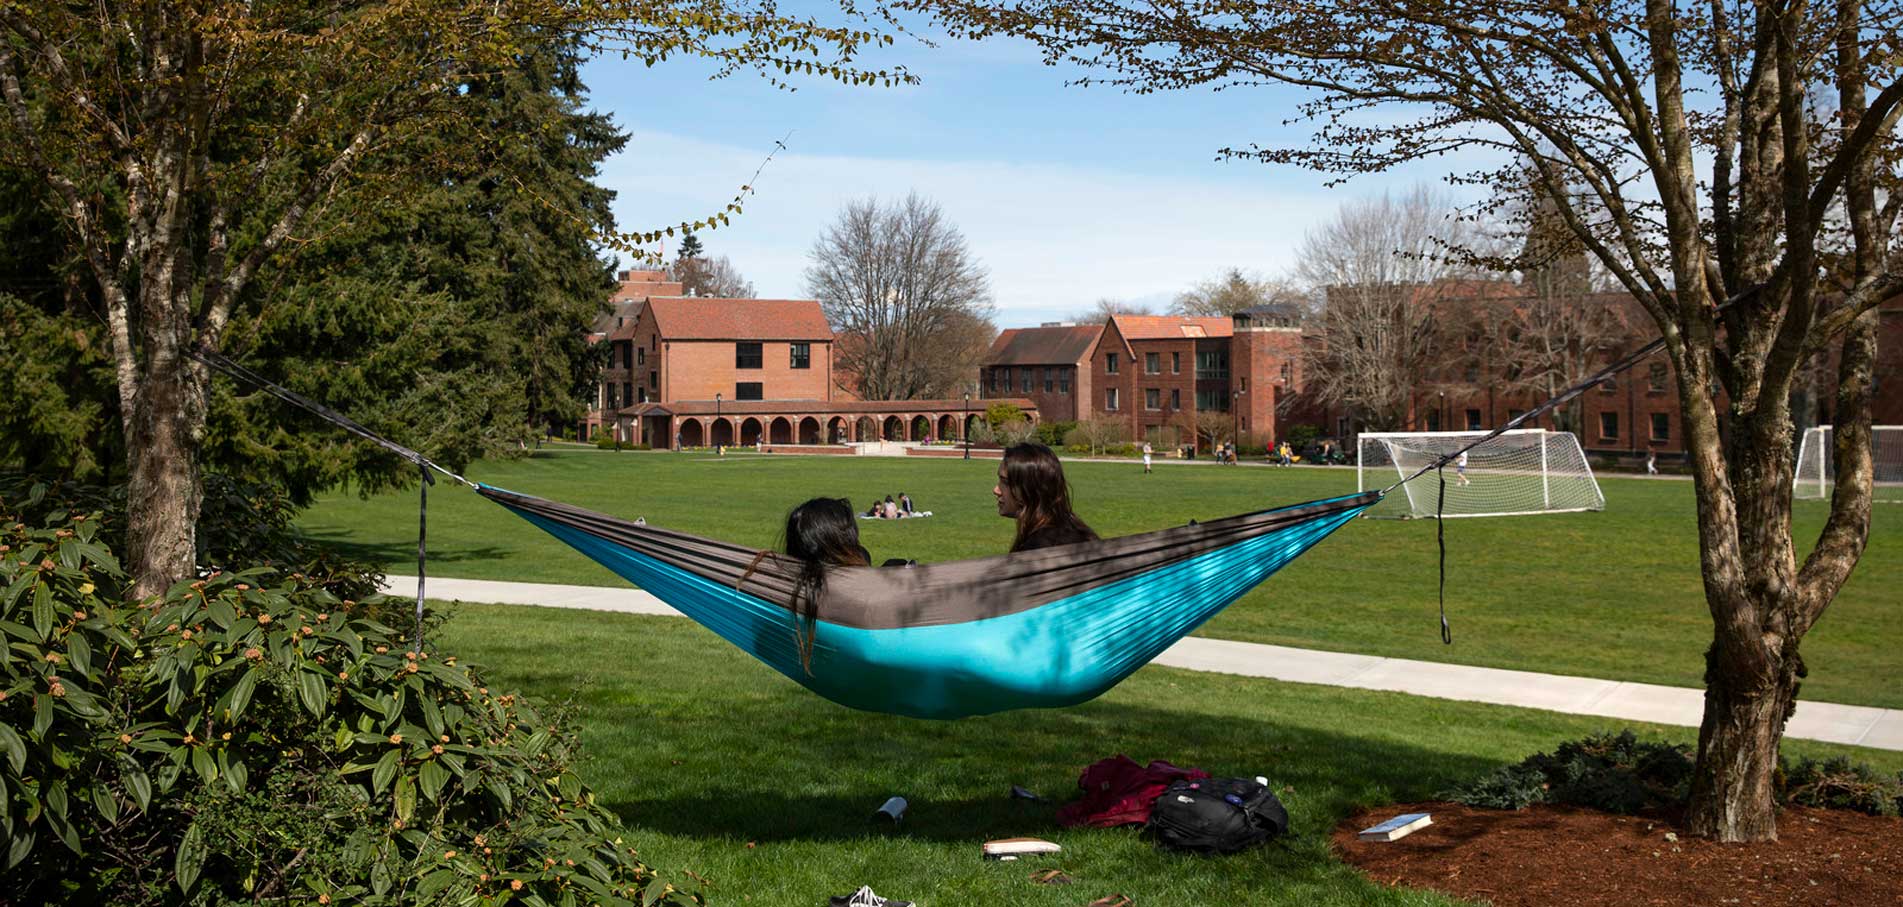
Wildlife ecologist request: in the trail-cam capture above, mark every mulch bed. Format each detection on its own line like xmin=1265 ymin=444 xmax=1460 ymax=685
xmin=1332 ymin=802 xmax=1903 ymax=907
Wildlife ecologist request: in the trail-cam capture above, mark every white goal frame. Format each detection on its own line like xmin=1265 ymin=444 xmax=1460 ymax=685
xmin=1793 ymin=425 xmax=1903 ymax=502
xmin=1356 ymin=428 xmax=1607 ymax=519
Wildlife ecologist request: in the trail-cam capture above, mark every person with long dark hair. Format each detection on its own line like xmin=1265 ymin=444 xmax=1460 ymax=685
xmin=993 ymin=442 xmax=1100 ymax=552
xmin=745 ymin=497 xmax=871 ymax=675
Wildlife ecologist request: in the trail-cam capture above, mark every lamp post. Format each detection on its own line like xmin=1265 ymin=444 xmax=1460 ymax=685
xmin=963 ymin=391 xmax=971 ymax=460
xmin=1437 ymin=389 xmax=1445 ymax=432
xmin=714 ymin=393 xmax=723 ymax=455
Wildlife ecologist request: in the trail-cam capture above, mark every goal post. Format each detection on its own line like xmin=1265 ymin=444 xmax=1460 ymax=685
xmin=1356 ymin=429 xmax=1606 ymax=519
xmin=1792 ymin=425 xmax=1903 ymax=502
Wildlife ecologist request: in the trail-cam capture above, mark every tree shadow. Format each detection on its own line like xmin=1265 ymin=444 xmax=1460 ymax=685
xmin=589 ymin=695 xmax=1500 ymax=846
xmin=302 ymin=530 xmax=512 ymax=568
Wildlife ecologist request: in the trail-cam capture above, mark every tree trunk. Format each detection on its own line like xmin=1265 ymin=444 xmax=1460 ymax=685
xmin=123 ymin=299 xmax=207 ymax=600
xmin=1688 ymin=628 xmax=1802 ymax=841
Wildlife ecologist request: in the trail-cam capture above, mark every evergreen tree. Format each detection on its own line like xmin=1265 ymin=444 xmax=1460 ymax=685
xmin=677 ymin=230 xmax=706 ymax=261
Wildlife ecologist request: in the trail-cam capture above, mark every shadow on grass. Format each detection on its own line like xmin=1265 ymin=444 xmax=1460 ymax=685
xmin=587 ymin=695 xmax=1495 ymax=845
xmin=303 ymin=530 xmax=512 ymax=568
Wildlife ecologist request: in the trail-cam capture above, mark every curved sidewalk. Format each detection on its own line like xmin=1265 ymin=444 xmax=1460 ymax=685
xmin=386 ymin=574 xmax=1903 ymax=752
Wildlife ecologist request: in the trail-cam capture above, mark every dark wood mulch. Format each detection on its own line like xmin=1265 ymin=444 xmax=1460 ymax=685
xmin=1332 ymin=802 xmax=1903 ymax=907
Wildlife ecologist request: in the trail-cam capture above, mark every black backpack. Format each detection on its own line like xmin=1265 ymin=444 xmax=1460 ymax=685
xmin=1145 ymin=777 xmax=1288 ymax=853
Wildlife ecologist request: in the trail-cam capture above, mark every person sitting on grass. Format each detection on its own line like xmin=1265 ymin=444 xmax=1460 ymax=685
xmin=883 ymin=495 xmax=899 ymax=519
xmin=993 ymin=442 xmax=1100 ymax=552
xmin=745 ymin=497 xmax=871 ymax=676
xmin=898 ymin=491 xmax=915 ymax=515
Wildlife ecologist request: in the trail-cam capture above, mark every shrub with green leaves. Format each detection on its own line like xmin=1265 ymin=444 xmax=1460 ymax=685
xmin=1443 ymin=730 xmax=1693 ymax=813
xmin=1780 ymin=756 xmax=1903 ymax=817
xmin=2 ymin=506 xmax=702 ymax=906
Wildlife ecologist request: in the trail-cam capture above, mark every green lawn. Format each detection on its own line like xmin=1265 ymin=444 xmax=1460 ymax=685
xmin=438 ymin=604 xmax=1903 ymax=907
xmin=299 ymin=449 xmax=1903 ymax=708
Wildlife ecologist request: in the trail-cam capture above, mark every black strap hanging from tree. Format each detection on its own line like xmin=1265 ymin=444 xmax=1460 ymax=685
xmin=188 ymin=347 xmax=470 ymax=654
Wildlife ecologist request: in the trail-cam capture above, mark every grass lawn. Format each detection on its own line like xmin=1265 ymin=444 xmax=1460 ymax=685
xmin=299 ymin=449 xmax=1903 ymax=708
xmin=438 ymin=603 xmax=1903 ymax=907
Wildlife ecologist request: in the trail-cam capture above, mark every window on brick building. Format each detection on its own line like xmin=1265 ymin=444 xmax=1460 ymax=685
xmin=1044 ymin=369 xmax=1054 ymax=393
xmin=1196 ymin=389 xmax=1229 ymax=411
xmin=989 ymin=369 xmax=1000 ymax=393
xmin=1601 ymin=411 xmax=1620 ymax=439
xmin=1106 ymin=353 xmax=1120 ymax=374
xmin=1426 ymin=410 xmax=1441 ymax=431
xmin=607 ymin=386 xmax=618 ymax=409
xmin=1651 ymin=412 xmax=1670 ymax=441
xmin=1466 ymin=408 xmax=1483 ymax=431
xmin=1279 ymin=362 xmax=1292 ymax=384
xmin=1465 ymin=364 xmax=1479 ymax=383
xmin=1196 ymin=350 xmax=1228 ymax=378
xmin=1508 ymin=409 xmax=1525 ymax=424
xmin=736 ymin=342 xmax=763 ymax=369
xmin=1023 ymin=370 xmax=1033 ymax=393
xmin=637 ymin=347 xmax=645 ymax=366
xmin=638 ymin=387 xmax=648 ymax=403
xmin=648 ymin=371 xmax=657 ymax=389
xmin=1146 ymin=352 xmax=1160 ymax=374
xmin=622 ymin=383 xmax=632 ymax=406
xmin=1145 ymin=388 xmax=1161 ymax=410
xmin=1058 ymin=370 xmax=1071 ymax=394
xmin=1106 ymin=388 xmax=1120 ymax=411
xmin=1648 ymin=362 xmax=1668 ymax=392
xmin=1600 ymin=375 xmax=1617 ymax=393
xmin=736 ymin=382 xmax=763 ymax=401
xmin=1172 ymin=352 xmax=1181 ymax=374
xmin=1170 ymin=389 xmax=1180 ymax=409
xmin=790 ymin=343 xmax=811 ymax=369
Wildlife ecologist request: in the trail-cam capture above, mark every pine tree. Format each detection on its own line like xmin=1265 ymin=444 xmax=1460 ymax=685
xmin=677 ymin=230 xmax=706 ymax=261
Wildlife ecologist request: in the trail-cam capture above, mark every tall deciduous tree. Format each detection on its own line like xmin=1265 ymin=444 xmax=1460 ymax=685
xmin=1172 ymin=268 xmax=1303 ymax=317
xmin=1296 ymin=187 xmax=1478 ymax=430
xmin=909 ymin=0 xmax=1903 ymax=840
xmin=0 ymin=0 xmax=905 ymax=597
xmin=807 ymin=193 xmax=998 ymax=399
xmin=672 ymin=253 xmax=758 ymax=298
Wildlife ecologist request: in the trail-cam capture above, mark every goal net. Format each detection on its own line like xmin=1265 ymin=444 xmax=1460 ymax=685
xmin=1793 ymin=425 xmax=1903 ymax=502
xmin=1357 ymin=429 xmax=1606 ymax=519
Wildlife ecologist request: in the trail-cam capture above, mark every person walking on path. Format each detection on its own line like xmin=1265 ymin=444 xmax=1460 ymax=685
xmin=1455 ymin=450 xmax=1471 ymax=486
xmin=1141 ymin=441 xmax=1154 ymax=474
xmin=1645 ymin=446 xmax=1659 ymax=476
xmin=1278 ymin=441 xmax=1293 ymax=467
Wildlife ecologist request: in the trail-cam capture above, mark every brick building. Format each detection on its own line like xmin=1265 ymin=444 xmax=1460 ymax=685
xmin=979 ymin=324 xmax=1100 ymax=422
xmin=583 ymin=268 xmax=683 ymax=439
xmin=593 ymin=295 xmax=1033 ymax=448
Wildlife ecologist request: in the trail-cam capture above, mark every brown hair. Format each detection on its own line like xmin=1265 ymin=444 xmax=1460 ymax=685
xmin=742 ymin=498 xmax=870 ymax=675
xmin=1000 ymin=442 xmax=1096 ymax=552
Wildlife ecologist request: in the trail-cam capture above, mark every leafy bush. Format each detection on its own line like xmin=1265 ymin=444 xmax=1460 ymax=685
xmin=1444 ymin=730 xmax=1692 ymax=813
xmin=1781 ymin=756 xmax=1903 ymax=816
xmin=595 ymin=434 xmax=623 ymax=451
xmin=1036 ymin=421 xmax=1077 ymax=448
xmin=0 ymin=472 xmax=381 ymax=603
xmin=997 ymin=419 xmax=1039 ymax=447
xmin=1 ymin=506 xmax=703 ymax=905
xmin=984 ymin=402 xmax=1027 ymax=429
xmin=1285 ymin=424 xmax=1321 ymax=449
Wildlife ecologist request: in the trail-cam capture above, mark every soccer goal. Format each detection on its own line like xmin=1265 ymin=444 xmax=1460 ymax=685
xmin=1793 ymin=425 xmax=1903 ymax=502
xmin=1357 ymin=429 xmax=1606 ymax=518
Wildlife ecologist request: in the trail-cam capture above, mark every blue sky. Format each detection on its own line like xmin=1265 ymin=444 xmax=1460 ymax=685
xmin=581 ymin=16 xmax=1484 ymax=327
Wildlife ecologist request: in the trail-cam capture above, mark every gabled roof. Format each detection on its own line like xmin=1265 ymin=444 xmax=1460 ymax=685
xmin=1110 ymin=314 xmax=1234 ymax=340
xmin=985 ymin=324 xmax=1102 ymax=366
xmin=645 ymin=297 xmax=834 ymax=342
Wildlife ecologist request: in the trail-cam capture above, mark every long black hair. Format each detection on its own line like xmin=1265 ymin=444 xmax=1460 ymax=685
xmin=746 ymin=497 xmax=870 ymax=674
xmin=1000 ymin=442 xmax=1097 ymax=551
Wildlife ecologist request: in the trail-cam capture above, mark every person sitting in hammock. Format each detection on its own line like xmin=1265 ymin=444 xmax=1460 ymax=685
xmin=994 ymin=442 xmax=1100 ymax=552
xmin=749 ymin=497 xmax=871 ymax=675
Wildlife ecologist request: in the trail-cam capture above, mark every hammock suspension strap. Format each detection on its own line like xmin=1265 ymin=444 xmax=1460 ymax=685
xmin=188 ymin=347 xmax=467 ymax=651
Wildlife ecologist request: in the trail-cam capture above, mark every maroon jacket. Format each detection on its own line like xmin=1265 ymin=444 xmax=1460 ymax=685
xmin=1056 ymin=755 xmax=1210 ymax=828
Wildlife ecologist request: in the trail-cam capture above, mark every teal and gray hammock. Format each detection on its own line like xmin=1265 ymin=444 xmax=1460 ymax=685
xmin=192 ymin=335 xmax=1659 ymax=719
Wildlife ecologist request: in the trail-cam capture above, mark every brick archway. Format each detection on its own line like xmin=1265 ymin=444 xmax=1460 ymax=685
xmin=710 ymin=419 xmax=733 ymax=448
xmin=739 ymin=417 xmax=763 ymax=446
xmin=799 ymin=417 xmax=822 ymax=444
xmin=911 ymin=415 xmax=932 ymax=441
xmin=938 ymin=414 xmax=957 ymax=440
xmin=769 ymin=416 xmax=794 ymax=444
xmin=881 ymin=415 xmax=904 ymax=440
xmin=680 ymin=419 xmax=705 ymax=447
xmin=856 ymin=416 xmax=878 ymax=441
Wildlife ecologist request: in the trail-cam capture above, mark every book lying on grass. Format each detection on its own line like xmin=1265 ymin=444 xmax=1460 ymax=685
xmin=983 ymin=838 xmax=1063 ymax=860
xmin=1358 ymin=813 xmax=1433 ymax=842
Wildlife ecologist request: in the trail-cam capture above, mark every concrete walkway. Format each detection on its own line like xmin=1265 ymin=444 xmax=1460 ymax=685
xmin=386 ymin=574 xmax=1903 ymax=752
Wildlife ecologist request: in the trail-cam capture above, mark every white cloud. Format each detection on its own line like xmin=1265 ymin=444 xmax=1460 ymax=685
xmin=600 ymin=130 xmax=1364 ymax=327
